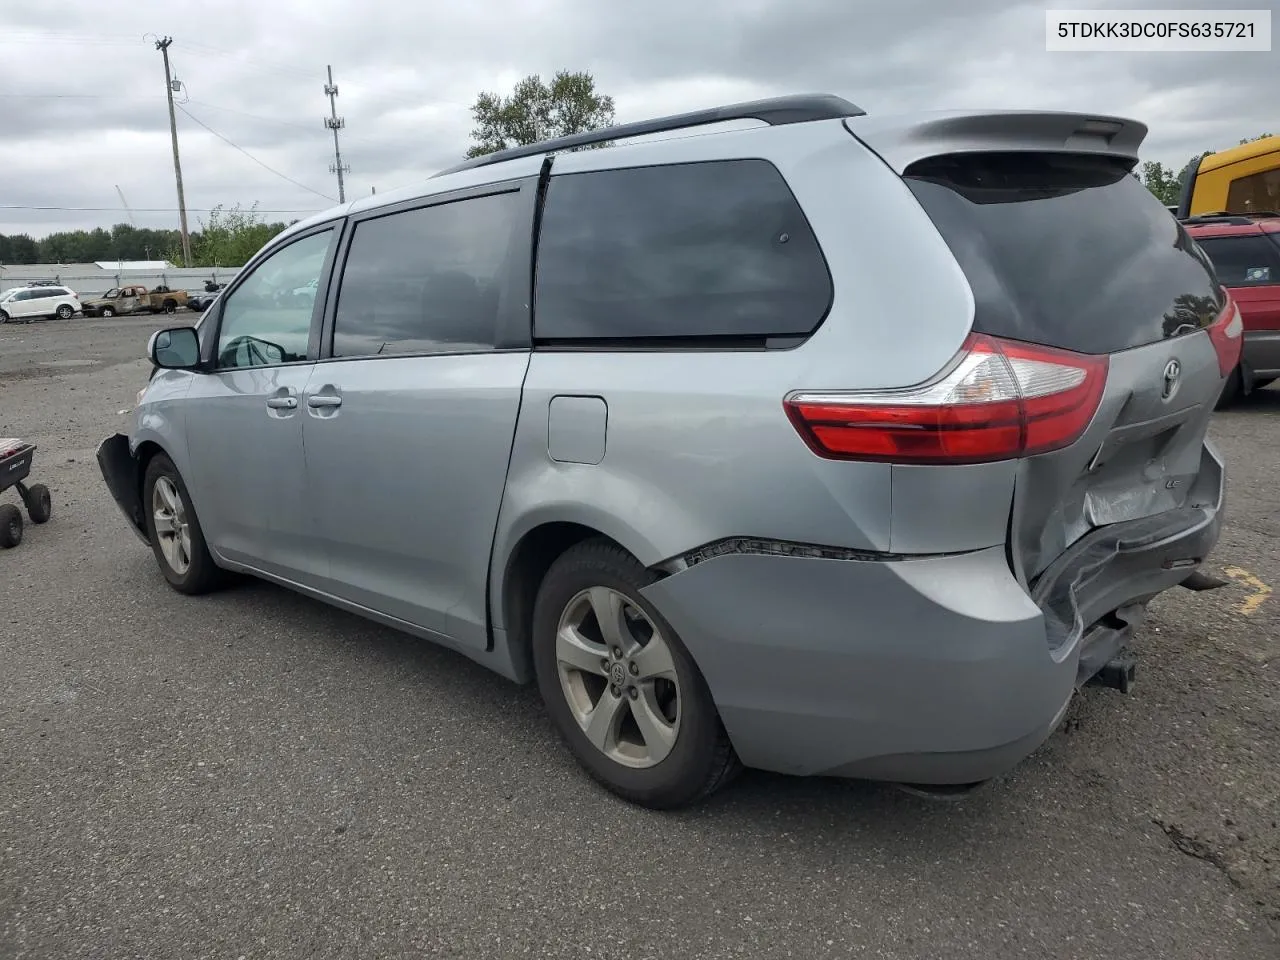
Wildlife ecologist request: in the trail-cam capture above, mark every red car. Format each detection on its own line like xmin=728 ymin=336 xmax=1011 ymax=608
xmin=1183 ymin=213 xmax=1280 ymax=406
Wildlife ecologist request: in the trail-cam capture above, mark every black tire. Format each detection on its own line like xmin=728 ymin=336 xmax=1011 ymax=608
xmin=101 ymin=306 xmax=115 ymax=318
xmin=142 ymin=453 xmax=225 ymax=594
xmin=0 ymin=311 xmax=8 ymax=324
xmin=23 ymin=483 xmax=51 ymax=524
xmin=55 ymin=304 xmax=73 ymax=320
xmin=163 ymin=300 xmax=177 ymax=315
xmin=531 ymin=537 xmax=740 ymax=809
xmin=0 ymin=503 xmax=22 ymax=549
xmin=1216 ymin=366 xmax=1242 ymax=410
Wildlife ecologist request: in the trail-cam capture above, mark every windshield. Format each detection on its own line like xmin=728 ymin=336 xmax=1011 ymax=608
xmin=104 ymin=288 xmax=119 ymax=298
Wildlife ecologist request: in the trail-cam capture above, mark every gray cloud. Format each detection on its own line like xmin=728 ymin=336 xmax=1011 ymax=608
xmin=0 ymin=0 xmax=1273 ymax=238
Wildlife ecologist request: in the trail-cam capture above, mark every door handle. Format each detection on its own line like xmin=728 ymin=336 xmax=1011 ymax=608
xmin=265 ymin=396 xmax=298 ymax=410
xmin=306 ymin=395 xmax=342 ymax=408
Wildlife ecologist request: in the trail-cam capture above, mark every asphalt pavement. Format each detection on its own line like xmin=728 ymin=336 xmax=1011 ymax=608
xmin=2 ymin=315 xmax=1277 ymax=960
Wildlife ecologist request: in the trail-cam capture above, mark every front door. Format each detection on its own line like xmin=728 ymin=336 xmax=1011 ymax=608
xmin=6 ymin=290 xmax=38 ymax=320
xmin=302 ymin=184 xmax=534 ymax=645
xmin=181 ymin=226 xmax=339 ymax=585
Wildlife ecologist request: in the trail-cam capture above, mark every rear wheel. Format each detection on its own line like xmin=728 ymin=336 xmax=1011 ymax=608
xmin=142 ymin=454 xmax=225 ymax=594
xmin=0 ymin=504 xmax=22 ymax=548
xmin=531 ymin=538 xmax=740 ymax=809
xmin=55 ymin=304 xmax=74 ymax=320
xmin=162 ymin=300 xmax=177 ymax=315
xmin=1216 ymin=366 xmax=1242 ymax=409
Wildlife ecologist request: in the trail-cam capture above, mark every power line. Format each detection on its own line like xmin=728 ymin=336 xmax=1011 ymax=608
xmin=176 ymin=105 xmax=337 ymax=203
xmin=0 ymin=205 xmax=322 ymax=214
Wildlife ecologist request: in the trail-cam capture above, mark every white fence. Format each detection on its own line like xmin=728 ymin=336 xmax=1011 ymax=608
xmin=0 ymin=266 xmax=243 ymax=297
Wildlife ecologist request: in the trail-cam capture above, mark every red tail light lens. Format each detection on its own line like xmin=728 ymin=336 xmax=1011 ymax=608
xmin=784 ymin=334 xmax=1109 ymax=465
xmin=1206 ymin=293 xmax=1243 ymax=378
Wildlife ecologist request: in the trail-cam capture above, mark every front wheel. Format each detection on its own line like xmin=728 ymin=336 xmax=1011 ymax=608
xmin=0 ymin=503 xmax=23 ymax=548
xmin=532 ymin=538 xmax=740 ymax=809
xmin=142 ymin=454 xmax=226 ymax=594
xmin=101 ymin=306 xmax=115 ymax=318
xmin=22 ymin=483 xmax=52 ymax=523
xmin=0 ymin=311 xmax=8 ymax=324
xmin=55 ymin=304 xmax=74 ymax=320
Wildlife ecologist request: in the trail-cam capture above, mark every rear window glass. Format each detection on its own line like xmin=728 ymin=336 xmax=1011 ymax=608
xmin=534 ymin=159 xmax=831 ymax=342
xmin=905 ymin=152 xmax=1225 ymax=355
xmin=1195 ymin=234 xmax=1280 ymax=286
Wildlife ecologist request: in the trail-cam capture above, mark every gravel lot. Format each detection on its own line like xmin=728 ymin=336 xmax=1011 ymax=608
xmin=2 ymin=315 xmax=1278 ymax=960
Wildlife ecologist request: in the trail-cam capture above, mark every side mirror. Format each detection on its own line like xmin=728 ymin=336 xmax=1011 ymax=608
xmin=148 ymin=326 xmax=200 ymax=369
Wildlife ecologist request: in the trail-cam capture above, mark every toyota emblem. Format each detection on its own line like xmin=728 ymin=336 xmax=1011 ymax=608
xmin=1161 ymin=359 xmax=1181 ymax=401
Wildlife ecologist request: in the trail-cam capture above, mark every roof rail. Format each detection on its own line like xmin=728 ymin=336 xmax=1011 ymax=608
xmin=1181 ymin=211 xmax=1279 ymax=226
xmin=433 ymin=93 xmax=865 ymax=178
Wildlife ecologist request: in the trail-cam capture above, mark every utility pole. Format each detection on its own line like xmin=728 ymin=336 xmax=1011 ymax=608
xmin=324 ymin=65 xmax=348 ymax=203
xmin=155 ymin=37 xmax=192 ymax=267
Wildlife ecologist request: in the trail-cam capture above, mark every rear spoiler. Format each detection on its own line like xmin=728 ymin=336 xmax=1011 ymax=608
xmin=843 ymin=110 xmax=1148 ymax=174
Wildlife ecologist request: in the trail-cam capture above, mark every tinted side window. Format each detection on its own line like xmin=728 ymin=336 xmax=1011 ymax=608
xmin=905 ymin=153 xmax=1225 ymax=354
xmin=1196 ymin=234 xmax=1280 ymax=286
xmin=534 ymin=160 xmax=831 ymax=341
xmin=1226 ymin=168 xmax=1280 ymax=214
xmin=332 ymin=191 xmax=520 ymax=357
xmin=216 ymin=230 xmax=334 ymax=369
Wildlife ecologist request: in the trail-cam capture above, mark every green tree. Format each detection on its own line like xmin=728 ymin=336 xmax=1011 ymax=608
xmin=180 ymin=203 xmax=291 ymax=268
xmin=0 ymin=233 xmax=40 ymax=264
xmin=466 ymin=70 xmax=615 ymax=159
xmin=1139 ymin=160 xmax=1182 ymax=206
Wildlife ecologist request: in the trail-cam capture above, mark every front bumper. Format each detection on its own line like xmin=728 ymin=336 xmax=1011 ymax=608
xmin=96 ymin=433 xmax=148 ymax=544
xmin=641 ymin=458 xmax=1224 ymax=785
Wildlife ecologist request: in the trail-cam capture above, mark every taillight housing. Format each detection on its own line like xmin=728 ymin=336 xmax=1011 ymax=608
xmin=1206 ymin=292 xmax=1243 ymax=378
xmin=784 ymin=334 xmax=1109 ymax=465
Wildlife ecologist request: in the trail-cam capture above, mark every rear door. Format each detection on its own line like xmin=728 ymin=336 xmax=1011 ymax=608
xmin=846 ymin=114 xmax=1233 ymax=582
xmin=302 ymin=178 xmax=536 ymax=647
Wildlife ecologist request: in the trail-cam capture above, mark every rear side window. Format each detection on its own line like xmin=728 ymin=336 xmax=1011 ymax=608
xmin=1226 ymin=168 xmax=1280 ymax=215
xmin=534 ymin=159 xmax=831 ymax=342
xmin=1195 ymin=234 xmax=1280 ymax=286
xmin=332 ymin=191 xmax=520 ymax=358
xmin=905 ymin=152 xmax=1225 ymax=355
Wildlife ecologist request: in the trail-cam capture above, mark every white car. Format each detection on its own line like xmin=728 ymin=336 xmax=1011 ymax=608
xmin=0 ymin=285 xmax=82 ymax=323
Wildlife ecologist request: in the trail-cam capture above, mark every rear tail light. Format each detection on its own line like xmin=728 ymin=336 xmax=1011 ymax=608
xmin=784 ymin=334 xmax=1109 ymax=465
xmin=1206 ymin=292 xmax=1243 ymax=378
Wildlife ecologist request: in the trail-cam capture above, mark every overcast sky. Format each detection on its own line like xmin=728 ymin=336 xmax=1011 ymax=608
xmin=0 ymin=0 xmax=1274 ymax=239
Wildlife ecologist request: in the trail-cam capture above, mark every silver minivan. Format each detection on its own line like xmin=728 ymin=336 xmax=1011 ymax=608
xmin=99 ymin=95 xmax=1239 ymax=808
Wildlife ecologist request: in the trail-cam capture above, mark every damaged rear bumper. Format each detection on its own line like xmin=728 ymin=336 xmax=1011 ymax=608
xmin=96 ymin=433 xmax=148 ymax=545
xmin=640 ymin=448 xmax=1225 ymax=786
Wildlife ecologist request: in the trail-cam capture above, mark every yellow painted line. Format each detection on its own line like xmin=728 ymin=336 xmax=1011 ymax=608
xmin=1222 ymin=565 xmax=1273 ymax=616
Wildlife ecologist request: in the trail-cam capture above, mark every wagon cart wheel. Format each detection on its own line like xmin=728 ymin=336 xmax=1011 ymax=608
xmin=0 ymin=503 xmax=23 ymax=548
xmin=20 ymin=482 xmax=52 ymax=524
